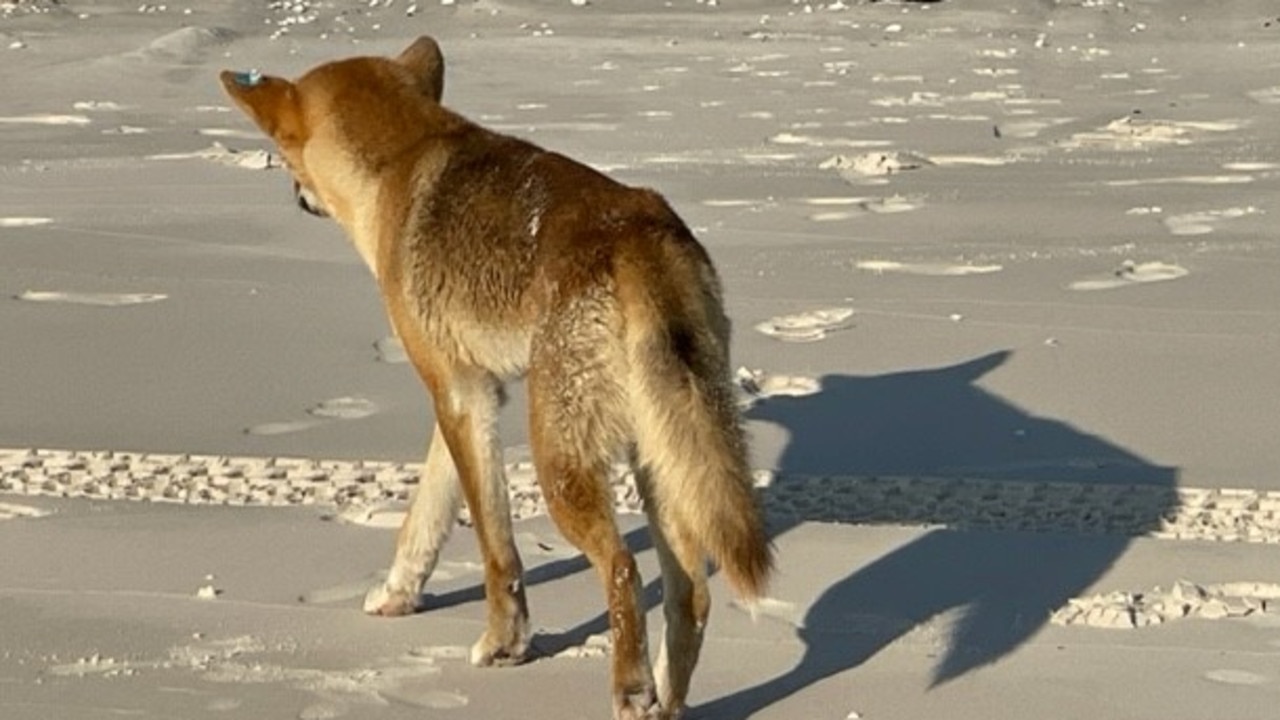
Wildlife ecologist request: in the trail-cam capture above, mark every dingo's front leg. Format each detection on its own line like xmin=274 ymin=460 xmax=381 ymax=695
xmin=364 ymin=421 xmax=462 ymax=617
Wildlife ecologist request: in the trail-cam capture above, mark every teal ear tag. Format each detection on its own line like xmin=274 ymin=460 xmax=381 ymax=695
xmin=233 ymin=69 xmax=264 ymax=87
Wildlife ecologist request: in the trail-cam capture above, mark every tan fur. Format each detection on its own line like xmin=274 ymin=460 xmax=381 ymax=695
xmin=221 ymin=36 xmax=772 ymax=720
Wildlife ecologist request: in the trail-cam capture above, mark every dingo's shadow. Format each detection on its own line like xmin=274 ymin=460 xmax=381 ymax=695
xmin=418 ymin=351 xmax=1176 ymax=715
xmin=694 ymin=350 xmax=1177 ymax=718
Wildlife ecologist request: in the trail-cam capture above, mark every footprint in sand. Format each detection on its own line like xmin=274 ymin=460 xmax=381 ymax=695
xmin=299 ymin=573 xmax=389 ymax=605
xmin=245 ymin=397 xmax=377 ymax=436
xmin=735 ymin=367 xmax=821 ymax=408
xmin=381 ymin=689 xmax=469 ymax=710
xmin=126 ymin=26 xmax=235 ymax=63
xmin=754 ymin=307 xmax=853 ymax=343
xmin=0 ymin=217 xmax=53 ymax=228
xmin=1068 ymin=261 xmax=1189 ymax=291
xmin=206 ymin=697 xmax=242 ymax=712
xmin=298 ymin=703 xmax=347 ymax=720
xmin=407 ymin=646 xmax=470 ymax=662
xmin=1162 ymin=206 xmax=1260 ymax=236
xmin=16 ymin=291 xmax=167 ymax=306
xmin=856 ymin=260 xmax=1003 ymax=277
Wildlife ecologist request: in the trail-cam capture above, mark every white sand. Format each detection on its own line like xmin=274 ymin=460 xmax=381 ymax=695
xmin=3 ymin=0 xmax=1280 ymax=718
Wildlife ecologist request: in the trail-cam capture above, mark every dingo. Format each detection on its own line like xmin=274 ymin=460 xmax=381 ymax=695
xmin=221 ymin=37 xmax=772 ymax=719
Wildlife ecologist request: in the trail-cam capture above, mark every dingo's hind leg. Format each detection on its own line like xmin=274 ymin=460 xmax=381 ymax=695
xmin=528 ymin=342 xmax=657 ymax=719
xmin=634 ymin=460 xmax=708 ymax=719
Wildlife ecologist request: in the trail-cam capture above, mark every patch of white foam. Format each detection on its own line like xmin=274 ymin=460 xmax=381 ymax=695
xmin=741 ymin=152 xmax=799 ymax=162
xmin=1163 ymin=206 xmax=1260 ymax=236
xmin=0 ymin=217 xmax=53 ymax=228
xmin=243 ymin=420 xmax=323 ymax=436
xmin=334 ymin=504 xmax=406 ymax=529
xmin=856 ymin=260 xmax=1002 ymax=276
xmin=1052 ymin=580 xmax=1280 ymax=629
xmin=820 ymin=151 xmax=931 ymax=179
xmin=1062 ymin=116 xmax=1243 ymax=151
xmin=701 ymin=199 xmax=764 ymax=208
xmin=972 ymin=67 xmax=1019 ymax=77
xmin=149 ymin=142 xmax=279 ymax=170
xmin=1106 ymin=175 xmax=1254 ymax=187
xmin=801 ymin=197 xmax=870 ymax=206
xmin=730 ymin=596 xmax=802 ymax=628
xmin=736 ymin=367 xmax=821 ymax=408
xmin=1068 ymin=261 xmax=1189 ymax=291
xmin=16 ymin=291 xmax=167 ymax=306
xmin=754 ymin=307 xmax=854 ymax=343
xmin=809 ymin=195 xmax=920 ymax=220
xmin=374 ymin=336 xmax=408 ymax=364
xmin=48 ymin=654 xmax=135 ymax=678
xmin=1247 ymin=86 xmax=1280 ymax=105
xmin=72 ymin=100 xmax=126 ymax=111
xmin=1205 ymin=669 xmax=1270 ymax=686
xmin=810 ymin=210 xmax=864 ymax=222
xmin=871 ymin=73 xmax=924 ymax=83
xmin=863 ymin=196 xmax=921 ymax=214
xmin=198 ymin=127 xmax=267 ymax=140
xmin=1223 ymin=161 xmax=1280 ymax=171
xmin=0 ymin=114 xmax=91 ymax=126
xmin=308 ymin=397 xmax=378 ymax=421
xmin=549 ymin=633 xmax=611 ymax=660
xmin=0 ymin=501 xmax=50 ymax=520
xmin=772 ymin=133 xmax=893 ymax=149
xmin=928 ymin=154 xmax=1015 ymax=167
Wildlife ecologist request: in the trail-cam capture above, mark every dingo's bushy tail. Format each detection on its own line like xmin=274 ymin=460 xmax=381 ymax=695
xmin=618 ymin=241 xmax=773 ymax=600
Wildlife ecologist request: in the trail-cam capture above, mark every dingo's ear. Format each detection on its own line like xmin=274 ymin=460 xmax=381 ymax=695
xmin=397 ymin=36 xmax=445 ymax=103
xmin=218 ymin=70 xmax=302 ymax=142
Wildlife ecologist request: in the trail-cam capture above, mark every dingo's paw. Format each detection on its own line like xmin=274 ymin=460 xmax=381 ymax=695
xmin=614 ymin=687 xmax=663 ymax=720
xmin=362 ymin=581 xmax=422 ymax=617
xmin=468 ymin=626 xmax=530 ymax=668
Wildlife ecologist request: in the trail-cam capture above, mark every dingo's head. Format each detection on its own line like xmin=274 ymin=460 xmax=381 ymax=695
xmin=219 ymin=36 xmax=446 ymax=223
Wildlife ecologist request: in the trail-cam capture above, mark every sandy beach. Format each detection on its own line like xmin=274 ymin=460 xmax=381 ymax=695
xmin=2 ymin=1 xmax=1279 ymax=718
